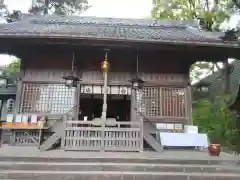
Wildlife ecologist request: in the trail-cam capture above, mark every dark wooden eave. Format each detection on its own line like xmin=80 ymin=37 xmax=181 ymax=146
xmin=0 ymin=37 xmax=236 ymax=63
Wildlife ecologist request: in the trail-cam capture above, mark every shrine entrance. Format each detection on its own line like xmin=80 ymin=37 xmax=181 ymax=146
xmin=62 ymin=84 xmax=143 ymax=152
xmin=79 ymin=95 xmax=131 ymax=122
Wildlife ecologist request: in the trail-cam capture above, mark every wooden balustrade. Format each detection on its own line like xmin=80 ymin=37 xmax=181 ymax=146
xmin=62 ymin=120 xmax=143 ymax=152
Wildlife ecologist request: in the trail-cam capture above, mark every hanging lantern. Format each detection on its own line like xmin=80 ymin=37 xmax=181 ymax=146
xmin=129 ymin=52 xmax=144 ymax=90
xmin=101 ymin=49 xmax=110 ymax=73
xmin=129 ymin=76 xmax=145 ymax=90
xmin=62 ymin=52 xmax=81 ymax=88
xmin=62 ymin=75 xmax=80 ymax=88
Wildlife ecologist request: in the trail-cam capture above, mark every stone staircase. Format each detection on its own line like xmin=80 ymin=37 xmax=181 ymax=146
xmin=0 ymin=156 xmax=239 ymax=180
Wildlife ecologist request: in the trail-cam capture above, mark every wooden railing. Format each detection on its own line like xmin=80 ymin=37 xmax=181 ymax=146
xmin=62 ymin=120 xmax=143 ymax=152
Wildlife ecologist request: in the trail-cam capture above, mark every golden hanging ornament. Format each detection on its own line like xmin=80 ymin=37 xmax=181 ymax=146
xmin=101 ymin=59 xmax=109 ymax=72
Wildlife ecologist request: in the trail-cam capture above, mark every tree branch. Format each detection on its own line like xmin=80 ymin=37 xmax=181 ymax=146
xmin=232 ymin=0 xmax=240 ymax=9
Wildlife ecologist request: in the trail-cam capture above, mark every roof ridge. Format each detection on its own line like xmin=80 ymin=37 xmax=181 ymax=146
xmin=31 ymin=18 xmax=189 ymax=29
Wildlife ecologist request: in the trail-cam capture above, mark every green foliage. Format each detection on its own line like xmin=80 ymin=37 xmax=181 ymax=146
xmin=5 ymin=58 xmax=20 ymax=74
xmin=152 ymin=0 xmax=240 ymax=153
xmin=152 ymin=0 xmax=230 ymax=31
xmin=152 ymin=0 xmax=231 ymax=83
xmin=29 ymin=0 xmax=90 ymax=15
xmin=193 ymin=96 xmax=240 ymax=153
xmin=1 ymin=58 xmax=21 ymax=84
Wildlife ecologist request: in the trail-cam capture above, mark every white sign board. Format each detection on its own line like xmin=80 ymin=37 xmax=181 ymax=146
xmin=156 ymin=123 xmax=166 ymax=130
xmin=15 ymin=115 xmax=22 ymax=123
xmin=184 ymin=125 xmax=198 ymax=134
xmin=166 ymin=124 xmax=174 ymax=130
xmin=31 ymin=115 xmax=38 ymax=123
xmin=6 ymin=114 xmax=14 ymax=123
xmin=160 ymin=132 xmax=208 ymax=148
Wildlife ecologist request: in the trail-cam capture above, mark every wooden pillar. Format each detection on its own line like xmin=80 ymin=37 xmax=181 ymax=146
xmin=14 ymin=80 xmax=23 ymax=114
xmin=130 ymin=89 xmax=136 ymax=122
xmin=75 ymin=82 xmax=81 ymax=120
xmin=186 ymin=84 xmax=193 ymax=125
xmin=130 ymin=89 xmax=143 ymax=152
xmin=15 ymin=59 xmax=25 ymax=114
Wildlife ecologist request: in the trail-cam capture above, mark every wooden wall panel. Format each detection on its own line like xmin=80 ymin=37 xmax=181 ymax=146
xmin=22 ymin=48 xmax=190 ymax=85
xmin=23 ymin=48 xmax=190 ymax=73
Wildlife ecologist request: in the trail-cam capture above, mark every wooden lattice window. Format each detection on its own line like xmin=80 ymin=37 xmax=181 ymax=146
xmin=142 ymin=87 xmax=187 ymax=117
xmin=161 ymin=88 xmax=186 ymax=117
xmin=142 ymin=87 xmax=160 ymax=117
xmin=21 ymin=83 xmax=75 ymax=113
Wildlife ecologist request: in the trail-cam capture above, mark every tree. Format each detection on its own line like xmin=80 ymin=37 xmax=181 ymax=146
xmin=1 ymin=58 xmax=21 ymax=84
xmin=152 ymin=0 xmax=230 ymax=31
xmin=6 ymin=58 xmax=20 ymax=74
xmin=152 ymin=0 xmax=233 ymax=87
xmin=193 ymin=97 xmax=240 ymax=153
xmin=0 ymin=4 xmax=8 ymax=18
xmin=29 ymin=0 xmax=90 ymax=15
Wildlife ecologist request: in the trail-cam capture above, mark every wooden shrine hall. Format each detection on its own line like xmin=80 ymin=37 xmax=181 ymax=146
xmin=0 ymin=15 xmax=239 ymax=152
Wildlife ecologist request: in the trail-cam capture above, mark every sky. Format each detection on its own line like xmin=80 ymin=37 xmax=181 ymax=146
xmin=4 ymin=0 xmax=152 ymax=18
xmin=0 ymin=0 xmax=152 ymax=65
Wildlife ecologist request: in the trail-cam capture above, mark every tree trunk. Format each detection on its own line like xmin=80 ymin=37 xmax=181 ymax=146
xmin=44 ymin=0 xmax=49 ymax=15
xmin=224 ymin=59 xmax=230 ymax=94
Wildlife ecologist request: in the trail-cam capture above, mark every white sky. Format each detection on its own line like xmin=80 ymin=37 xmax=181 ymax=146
xmin=0 ymin=0 xmax=152 ymax=65
xmin=4 ymin=0 xmax=152 ymax=18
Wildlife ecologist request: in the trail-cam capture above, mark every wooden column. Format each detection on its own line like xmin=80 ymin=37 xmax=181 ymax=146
xmin=14 ymin=80 xmax=23 ymax=114
xmin=186 ymin=85 xmax=193 ymax=125
xmin=130 ymin=89 xmax=136 ymax=122
xmin=75 ymin=83 xmax=81 ymax=120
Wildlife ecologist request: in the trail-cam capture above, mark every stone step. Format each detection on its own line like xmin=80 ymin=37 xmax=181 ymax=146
xmin=0 ymin=161 xmax=239 ymax=174
xmin=0 ymin=170 xmax=240 ymax=180
xmin=0 ymin=156 xmax=239 ymax=165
